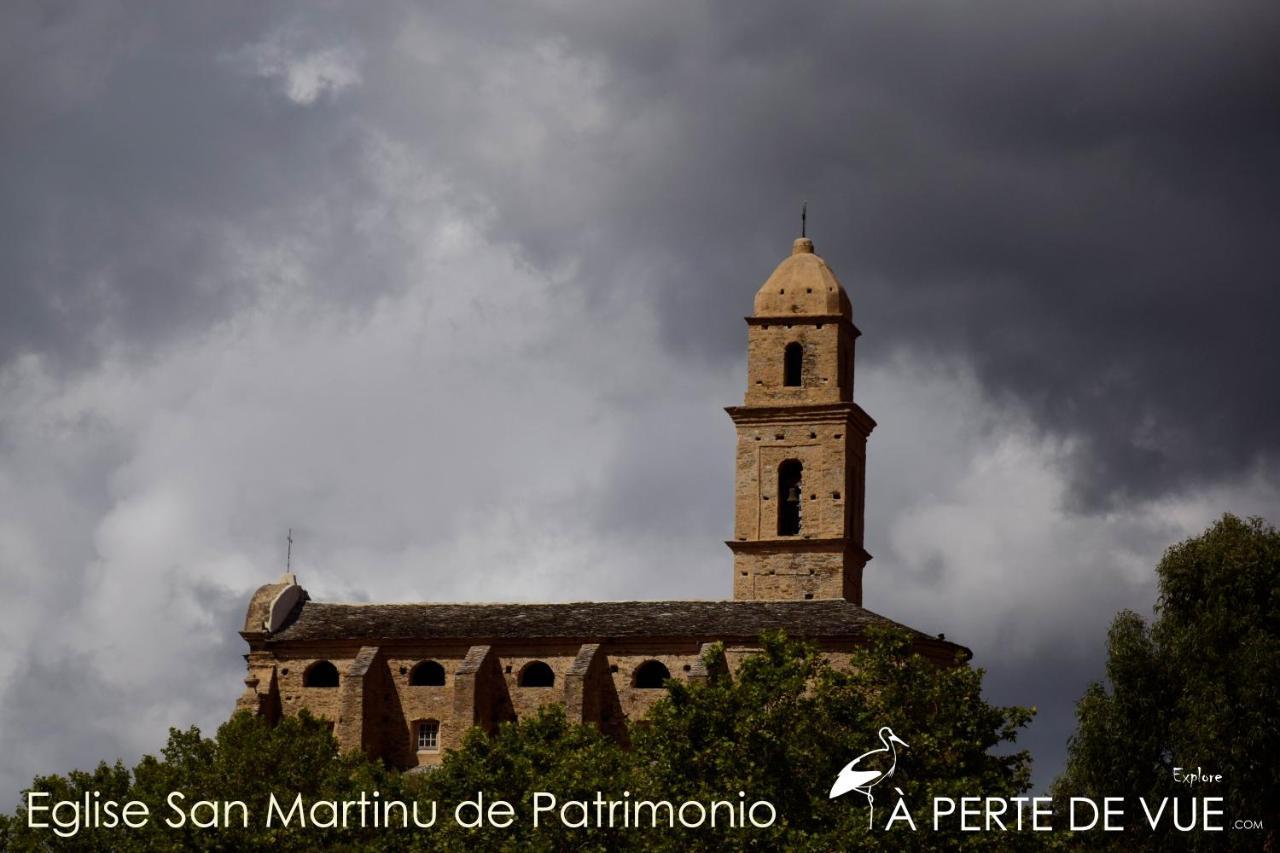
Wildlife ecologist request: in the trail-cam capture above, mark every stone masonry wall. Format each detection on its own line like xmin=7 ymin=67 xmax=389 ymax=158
xmin=744 ymin=322 xmax=851 ymax=405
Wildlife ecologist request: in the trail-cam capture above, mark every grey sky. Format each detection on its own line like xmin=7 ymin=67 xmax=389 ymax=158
xmin=1 ymin=0 xmax=1277 ymax=799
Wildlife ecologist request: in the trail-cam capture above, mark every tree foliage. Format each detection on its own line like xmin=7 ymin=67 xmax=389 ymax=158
xmin=4 ymin=629 xmax=1033 ymax=850
xmin=2 ymin=710 xmax=408 ymax=851
xmin=634 ymin=628 xmax=1035 ymax=851
xmin=1055 ymin=514 xmax=1280 ymax=851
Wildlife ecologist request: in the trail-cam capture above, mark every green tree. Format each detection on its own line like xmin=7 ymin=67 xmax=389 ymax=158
xmin=1055 ymin=514 xmax=1280 ymax=851
xmin=409 ymin=704 xmax=631 ymax=852
xmin=633 ymin=629 xmax=1035 ymax=851
xmin=4 ymin=710 xmax=410 ymax=851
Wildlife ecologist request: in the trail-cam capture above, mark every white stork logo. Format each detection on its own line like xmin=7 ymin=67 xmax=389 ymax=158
xmin=829 ymin=726 xmax=908 ymax=829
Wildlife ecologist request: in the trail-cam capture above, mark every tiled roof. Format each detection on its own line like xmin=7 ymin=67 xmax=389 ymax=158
xmin=266 ymin=598 xmax=964 ymax=658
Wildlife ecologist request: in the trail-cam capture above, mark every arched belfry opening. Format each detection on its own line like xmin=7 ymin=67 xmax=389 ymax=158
xmin=784 ymin=342 xmax=803 ymax=386
xmin=778 ymin=460 xmax=803 ymax=536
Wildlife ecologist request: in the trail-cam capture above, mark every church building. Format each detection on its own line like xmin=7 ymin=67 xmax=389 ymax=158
xmin=236 ymin=235 xmax=965 ymax=768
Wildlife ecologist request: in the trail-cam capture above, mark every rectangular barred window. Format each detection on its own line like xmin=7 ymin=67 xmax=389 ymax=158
xmin=417 ymin=720 xmax=439 ymax=751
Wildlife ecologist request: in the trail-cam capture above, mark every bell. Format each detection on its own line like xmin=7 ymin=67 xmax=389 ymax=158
xmin=786 ymin=485 xmax=801 ymax=503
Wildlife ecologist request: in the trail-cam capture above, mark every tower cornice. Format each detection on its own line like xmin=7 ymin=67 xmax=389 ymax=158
xmin=724 ymin=401 xmax=876 ymax=435
xmin=726 ymin=538 xmax=872 ymax=562
xmin=745 ymin=314 xmax=861 ymax=339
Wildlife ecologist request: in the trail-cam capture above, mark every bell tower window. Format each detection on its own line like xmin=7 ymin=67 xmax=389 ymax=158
xmin=784 ymin=343 xmax=803 ymax=386
xmin=778 ymin=460 xmax=803 ymax=536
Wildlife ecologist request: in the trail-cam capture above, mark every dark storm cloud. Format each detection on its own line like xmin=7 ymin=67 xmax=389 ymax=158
xmin=983 ymin=651 xmax=1108 ymax=786
xmin=436 ymin=0 xmax=1280 ymax=509
xmin=5 ymin=1 xmax=1276 ymax=501
xmin=0 ymin=2 xmax=408 ymax=371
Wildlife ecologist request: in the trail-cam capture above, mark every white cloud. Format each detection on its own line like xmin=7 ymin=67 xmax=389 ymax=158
xmin=860 ymin=353 xmax=1277 ymax=666
xmin=235 ymin=35 xmax=362 ymax=104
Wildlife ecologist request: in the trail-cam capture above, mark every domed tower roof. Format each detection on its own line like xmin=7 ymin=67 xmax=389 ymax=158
xmin=752 ymin=238 xmax=852 ymax=320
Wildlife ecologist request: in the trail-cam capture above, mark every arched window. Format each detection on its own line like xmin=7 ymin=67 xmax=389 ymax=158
xmin=518 ymin=661 xmax=555 ymax=687
xmin=633 ymin=660 xmax=671 ymax=689
xmin=778 ymin=460 xmax=803 ymax=536
xmin=409 ymin=660 xmax=446 ymax=686
xmin=303 ymin=660 xmax=339 ymax=688
xmin=784 ymin=342 xmax=803 ymax=387
xmin=416 ymin=719 xmax=440 ymax=752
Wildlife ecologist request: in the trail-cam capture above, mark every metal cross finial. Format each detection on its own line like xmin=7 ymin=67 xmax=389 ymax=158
xmin=801 ymin=200 xmax=807 ymax=237
xmin=287 ymin=528 xmax=293 ymax=571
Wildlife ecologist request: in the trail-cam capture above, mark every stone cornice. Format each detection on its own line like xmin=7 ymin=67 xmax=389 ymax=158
xmin=724 ymin=401 xmax=876 ymax=434
xmin=745 ymin=314 xmax=861 ymax=338
xmin=726 ymin=538 xmax=873 ymax=563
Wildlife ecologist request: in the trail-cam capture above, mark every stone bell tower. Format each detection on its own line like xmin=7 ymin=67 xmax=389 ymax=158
xmin=726 ymin=236 xmax=876 ymax=604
